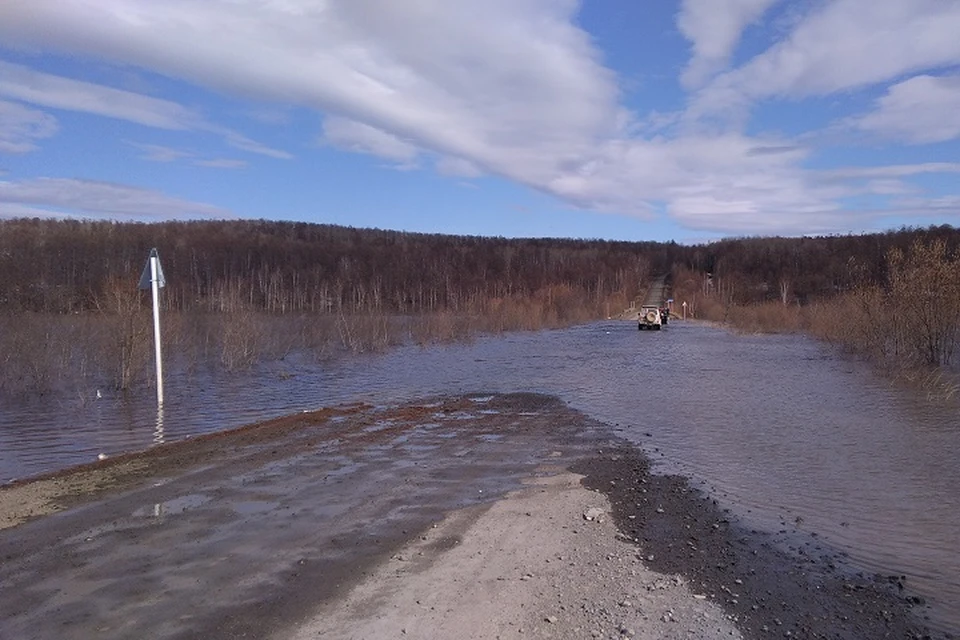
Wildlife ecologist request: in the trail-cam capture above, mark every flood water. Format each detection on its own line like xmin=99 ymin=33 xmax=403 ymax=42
xmin=2 ymin=321 xmax=959 ymax=631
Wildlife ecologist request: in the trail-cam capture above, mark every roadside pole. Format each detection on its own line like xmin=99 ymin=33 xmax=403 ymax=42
xmin=139 ymin=248 xmax=166 ymax=407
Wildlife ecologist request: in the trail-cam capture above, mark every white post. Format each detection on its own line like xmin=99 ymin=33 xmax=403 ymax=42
xmin=150 ymin=255 xmax=164 ymax=406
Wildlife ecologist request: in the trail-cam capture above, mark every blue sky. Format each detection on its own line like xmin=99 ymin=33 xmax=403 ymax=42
xmin=0 ymin=0 xmax=959 ymax=243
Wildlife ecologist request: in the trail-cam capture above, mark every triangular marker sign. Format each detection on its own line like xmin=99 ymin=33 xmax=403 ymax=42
xmin=138 ymin=248 xmax=166 ymax=290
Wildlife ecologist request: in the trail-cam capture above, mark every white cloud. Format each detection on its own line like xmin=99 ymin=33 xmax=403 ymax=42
xmin=194 ymin=158 xmax=248 ymax=169
xmin=0 ymin=1 xmax=616 ymax=190
xmin=0 ymin=177 xmax=230 ymax=219
xmin=436 ymin=156 xmax=483 ymax=178
xmin=694 ymin=0 xmax=960 ymax=116
xmin=221 ymin=131 xmax=293 ymax=159
xmin=245 ymin=107 xmax=292 ymax=126
xmin=0 ymin=99 xmax=58 ymax=153
xmin=863 ymin=179 xmax=914 ymax=196
xmin=0 ymin=61 xmax=291 ymax=159
xmin=892 ymin=194 xmax=960 ymax=213
xmin=127 ymin=141 xmax=248 ymax=168
xmin=0 ymin=202 xmax=69 ymax=219
xmin=818 ymin=162 xmax=960 ymax=180
xmin=678 ymin=0 xmax=780 ymax=89
xmin=0 ymin=61 xmax=198 ymax=130
xmin=322 ymin=116 xmax=420 ymax=167
xmin=526 ymin=133 xmax=852 ymax=233
xmin=0 ymin=1 xmax=957 ymax=235
xmin=129 ymin=142 xmax=193 ymax=163
xmin=856 ymin=75 xmax=960 ymax=144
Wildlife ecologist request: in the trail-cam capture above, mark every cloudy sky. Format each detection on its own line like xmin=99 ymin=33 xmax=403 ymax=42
xmin=0 ymin=0 xmax=959 ymax=242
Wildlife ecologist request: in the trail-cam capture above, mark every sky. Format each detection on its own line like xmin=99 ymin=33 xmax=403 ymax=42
xmin=0 ymin=1 xmax=959 ymax=243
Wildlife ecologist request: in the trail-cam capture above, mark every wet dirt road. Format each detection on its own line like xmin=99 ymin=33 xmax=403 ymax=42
xmin=0 ymin=394 xmax=937 ymax=639
xmin=0 ymin=394 xmax=608 ymax=639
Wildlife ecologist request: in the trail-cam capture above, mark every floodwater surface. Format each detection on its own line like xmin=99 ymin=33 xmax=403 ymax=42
xmin=2 ymin=321 xmax=959 ymax=629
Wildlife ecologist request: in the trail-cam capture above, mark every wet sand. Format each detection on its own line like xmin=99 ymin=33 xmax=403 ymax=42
xmin=0 ymin=393 xmax=941 ymax=639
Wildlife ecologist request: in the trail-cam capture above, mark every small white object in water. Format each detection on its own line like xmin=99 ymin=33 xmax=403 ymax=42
xmin=96 ymin=389 xmax=102 ymax=399
xmin=98 ymin=453 xmax=107 ymax=461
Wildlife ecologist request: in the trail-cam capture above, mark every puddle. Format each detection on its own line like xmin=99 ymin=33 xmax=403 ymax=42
xmin=436 ymin=411 xmax=477 ymax=421
xmin=361 ymin=420 xmax=396 ymax=433
xmin=232 ymin=500 xmax=278 ymax=516
xmin=404 ymin=443 xmax=441 ymax=453
xmin=133 ymin=493 xmax=212 ymax=518
xmin=322 ymin=462 xmax=362 ymax=480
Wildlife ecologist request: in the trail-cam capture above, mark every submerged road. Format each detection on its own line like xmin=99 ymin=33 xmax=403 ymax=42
xmin=0 ymin=393 xmax=934 ymax=639
xmin=619 ymin=274 xmax=670 ymax=321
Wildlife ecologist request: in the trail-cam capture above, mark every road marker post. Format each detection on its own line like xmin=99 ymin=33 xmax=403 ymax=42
xmin=138 ymin=248 xmax=166 ymax=407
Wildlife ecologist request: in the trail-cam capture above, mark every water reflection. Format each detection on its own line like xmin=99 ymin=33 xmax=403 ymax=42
xmin=134 ymin=494 xmax=211 ymax=519
xmin=1 ymin=322 xmax=959 ymax=629
xmin=153 ymin=405 xmax=165 ymax=446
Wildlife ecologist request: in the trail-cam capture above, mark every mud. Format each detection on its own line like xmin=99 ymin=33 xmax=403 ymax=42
xmin=0 ymin=393 xmax=943 ymax=639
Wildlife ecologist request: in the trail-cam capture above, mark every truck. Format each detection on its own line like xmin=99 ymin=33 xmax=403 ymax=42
xmin=637 ymin=305 xmax=663 ymax=330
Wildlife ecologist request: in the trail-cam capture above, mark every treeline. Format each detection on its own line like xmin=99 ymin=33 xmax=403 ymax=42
xmin=0 ymin=218 xmax=669 ymax=316
xmin=1 ymin=218 xmax=668 ymax=394
xmin=3 ymin=218 xmax=957 ymax=319
xmin=808 ymin=239 xmax=960 ymax=369
xmin=4 ymin=218 xmax=959 ymax=317
xmin=675 ymin=225 xmax=960 ymax=307
xmin=670 ymin=226 xmax=960 ymax=373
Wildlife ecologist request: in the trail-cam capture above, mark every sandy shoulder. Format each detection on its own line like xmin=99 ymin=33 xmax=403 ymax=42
xmin=287 ymin=470 xmax=742 ymax=640
xmin=0 ymin=459 xmax=149 ymax=529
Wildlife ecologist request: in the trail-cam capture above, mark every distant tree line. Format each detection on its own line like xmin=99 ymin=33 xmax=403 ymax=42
xmin=0 ymin=218 xmax=669 ymax=315
xmin=1 ymin=218 xmax=958 ymax=395
xmin=675 ymin=225 xmax=960 ymax=307
xmin=669 ymin=225 xmax=960 ymax=371
xmin=2 ymin=218 xmax=958 ymax=316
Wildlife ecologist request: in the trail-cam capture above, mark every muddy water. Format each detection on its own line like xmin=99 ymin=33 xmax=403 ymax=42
xmin=2 ymin=321 xmax=959 ymax=630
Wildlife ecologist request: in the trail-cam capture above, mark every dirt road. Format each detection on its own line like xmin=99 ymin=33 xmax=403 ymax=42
xmin=0 ymin=394 xmax=934 ymax=639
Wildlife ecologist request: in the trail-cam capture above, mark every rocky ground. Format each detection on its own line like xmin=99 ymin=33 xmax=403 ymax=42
xmin=290 ymin=471 xmax=742 ymax=640
xmin=575 ymin=450 xmax=940 ymax=640
xmin=0 ymin=393 xmax=944 ymax=639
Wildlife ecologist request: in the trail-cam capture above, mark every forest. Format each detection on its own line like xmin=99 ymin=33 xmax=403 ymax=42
xmin=1 ymin=218 xmax=958 ymax=396
xmin=669 ymin=225 xmax=960 ymax=383
xmin=0 ymin=218 xmax=669 ymax=315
